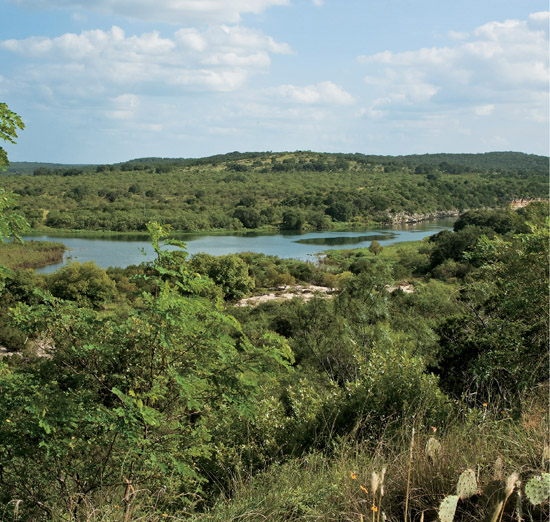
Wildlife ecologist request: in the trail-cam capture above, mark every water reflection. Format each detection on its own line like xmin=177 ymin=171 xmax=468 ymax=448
xmin=27 ymin=218 xmax=456 ymax=273
xmin=294 ymin=234 xmax=395 ymax=246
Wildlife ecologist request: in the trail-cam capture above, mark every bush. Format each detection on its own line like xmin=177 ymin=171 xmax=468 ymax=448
xmin=47 ymin=261 xmax=116 ymax=308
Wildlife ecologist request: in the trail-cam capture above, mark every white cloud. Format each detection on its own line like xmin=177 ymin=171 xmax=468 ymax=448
xmin=271 ymin=81 xmax=356 ymax=105
xmin=1 ymin=25 xmax=291 ymax=95
xmin=107 ymin=93 xmax=140 ymax=120
xmin=8 ymin=0 xmax=291 ymax=24
xmin=474 ymin=104 xmax=494 ymax=116
xmin=312 ymin=0 xmax=324 ymax=6
xmin=357 ymin=11 xmax=549 ymax=121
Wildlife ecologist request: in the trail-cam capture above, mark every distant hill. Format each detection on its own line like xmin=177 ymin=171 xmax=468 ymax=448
xmin=121 ymin=150 xmax=548 ymax=170
xmin=5 ymin=151 xmax=548 ymax=176
xmin=1 ymin=150 xmax=547 ymax=235
xmin=392 ymin=151 xmax=548 ymax=172
xmin=5 ymin=161 xmax=93 ymax=175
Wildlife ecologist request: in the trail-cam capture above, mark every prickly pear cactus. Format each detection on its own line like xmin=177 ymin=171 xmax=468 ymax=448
xmin=525 ymin=473 xmax=550 ymax=505
xmin=457 ymin=468 xmax=477 ymax=499
xmin=438 ymin=495 xmax=459 ymax=522
xmin=426 ymin=437 xmax=442 ymax=462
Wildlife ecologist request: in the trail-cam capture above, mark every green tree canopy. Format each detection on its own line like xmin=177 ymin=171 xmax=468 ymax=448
xmin=0 ymin=103 xmax=25 ymax=172
xmin=0 ymin=224 xmax=292 ymax=518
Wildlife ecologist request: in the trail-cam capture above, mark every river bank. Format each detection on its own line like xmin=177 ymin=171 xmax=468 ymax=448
xmin=0 ymin=240 xmax=65 ymax=270
xmin=21 ymin=212 xmax=459 ymax=239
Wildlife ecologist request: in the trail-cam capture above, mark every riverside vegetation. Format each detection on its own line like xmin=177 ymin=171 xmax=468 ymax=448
xmin=1 ymin=105 xmax=549 ymax=520
xmin=1 ymin=151 xmax=548 ymax=234
xmin=0 ymin=197 xmax=548 ymax=521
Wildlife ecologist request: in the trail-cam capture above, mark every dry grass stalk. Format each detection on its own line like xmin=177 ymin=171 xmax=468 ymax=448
xmin=404 ymin=426 xmax=415 ymax=522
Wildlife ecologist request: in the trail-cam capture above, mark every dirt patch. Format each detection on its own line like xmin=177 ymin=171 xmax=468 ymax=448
xmin=386 ymin=283 xmax=414 ymax=294
xmin=236 ymin=284 xmax=333 ymax=307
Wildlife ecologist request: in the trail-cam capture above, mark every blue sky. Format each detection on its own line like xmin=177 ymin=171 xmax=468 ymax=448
xmin=1 ymin=0 xmax=548 ymax=164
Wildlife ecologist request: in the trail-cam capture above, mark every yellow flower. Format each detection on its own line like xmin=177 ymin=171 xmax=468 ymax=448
xmin=483 ymin=402 xmax=488 ymax=407
xmin=5 ymin=419 xmax=10 ymax=423
xmin=162 ymin=514 xmax=168 ymax=518
xmin=350 ymin=472 xmax=357 ymax=480
xmin=360 ymin=485 xmax=368 ymax=495
xmin=371 ymin=504 xmax=378 ymax=512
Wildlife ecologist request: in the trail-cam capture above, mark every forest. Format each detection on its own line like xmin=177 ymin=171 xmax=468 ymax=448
xmin=0 ymin=189 xmax=548 ymax=520
xmin=1 ymin=151 xmax=548 ymax=234
xmin=1 ymin=102 xmax=549 ymax=520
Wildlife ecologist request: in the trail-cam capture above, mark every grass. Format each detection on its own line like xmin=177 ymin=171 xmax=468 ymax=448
xmin=0 ymin=240 xmax=65 ymax=269
xmin=195 ymin=386 xmax=549 ymax=521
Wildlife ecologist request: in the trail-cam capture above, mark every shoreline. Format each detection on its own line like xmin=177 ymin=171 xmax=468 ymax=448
xmin=22 ymin=213 xmax=459 ymax=239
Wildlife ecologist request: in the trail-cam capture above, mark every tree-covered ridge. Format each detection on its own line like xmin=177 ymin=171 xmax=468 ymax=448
xmin=6 ymin=150 xmax=548 ymax=175
xmin=1 ymin=151 xmax=547 ymax=233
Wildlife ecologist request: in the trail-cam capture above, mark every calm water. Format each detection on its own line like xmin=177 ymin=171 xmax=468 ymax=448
xmin=27 ymin=219 xmax=455 ymax=273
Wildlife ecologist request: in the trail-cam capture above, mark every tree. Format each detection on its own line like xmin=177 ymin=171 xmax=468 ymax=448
xmin=325 ymin=201 xmax=354 ymax=222
xmin=368 ymin=240 xmax=383 ymax=256
xmin=190 ymin=252 xmax=254 ymax=300
xmin=233 ymin=206 xmax=261 ymax=229
xmin=0 ymin=103 xmax=25 ymax=171
xmin=46 ymin=261 xmax=117 ymax=308
xmin=281 ymin=209 xmax=304 ymax=231
xmin=1 ymin=223 xmax=292 ymax=519
xmin=436 ymin=225 xmax=549 ymax=405
xmin=0 ymin=104 xmax=28 ymax=242
xmin=0 ymin=189 xmax=29 ymax=242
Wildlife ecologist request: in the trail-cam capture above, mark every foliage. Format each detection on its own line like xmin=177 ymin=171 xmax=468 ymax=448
xmin=198 ymin=389 xmax=549 ymax=522
xmin=368 ymin=239 xmax=383 ymax=256
xmin=190 ymin=253 xmax=254 ymax=300
xmin=0 ymin=189 xmax=29 ymax=242
xmin=0 ymin=224 xmax=292 ymax=519
xmin=0 ymin=103 xmax=25 ymax=172
xmin=46 ymin=261 xmax=117 ymax=308
xmin=436 ymin=223 xmax=549 ymax=404
xmin=0 ymin=240 xmax=64 ymax=270
xmin=1 ymin=151 xmax=547 ymax=234
xmin=0 ymin=201 xmax=548 ymax=519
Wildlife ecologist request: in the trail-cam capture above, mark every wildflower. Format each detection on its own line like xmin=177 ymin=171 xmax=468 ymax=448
xmin=360 ymin=485 xmax=368 ymax=495
xmin=371 ymin=504 xmax=378 ymax=512
xmin=162 ymin=514 xmax=168 ymax=518
xmin=114 ymin=505 xmax=120 ymax=509
xmin=350 ymin=472 xmax=357 ymax=480
xmin=483 ymin=402 xmax=488 ymax=407
xmin=430 ymin=426 xmax=437 ymax=433
xmin=5 ymin=419 xmax=10 ymax=423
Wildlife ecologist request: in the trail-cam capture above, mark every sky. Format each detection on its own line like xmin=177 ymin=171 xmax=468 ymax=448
xmin=0 ymin=0 xmax=548 ymax=164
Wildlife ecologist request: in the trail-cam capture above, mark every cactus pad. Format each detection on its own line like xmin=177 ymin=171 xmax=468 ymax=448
xmin=525 ymin=473 xmax=550 ymax=505
xmin=426 ymin=437 xmax=442 ymax=462
xmin=457 ymin=468 xmax=477 ymax=499
xmin=438 ymin=495 xmax=459 ymax=522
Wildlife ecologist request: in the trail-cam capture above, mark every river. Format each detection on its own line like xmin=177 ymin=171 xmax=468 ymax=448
xmin=26 ymin=219 xmax=455 ymax=273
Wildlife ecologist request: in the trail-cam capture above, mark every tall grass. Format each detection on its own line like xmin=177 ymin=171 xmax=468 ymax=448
xmin=196 ymin=385 xmax=549 ymax=521
xmin=0 ymin=240 xmax=64 ymax=269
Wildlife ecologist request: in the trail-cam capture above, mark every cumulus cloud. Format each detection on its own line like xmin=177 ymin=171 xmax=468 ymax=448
xmin=474 ymin=104 xmax=495 ymax=116
xmin=8 ymin=0 xmax=291 ymax=24
xmin=1 ymin=25 xmax=292 ymax=95
xmin=357 ymin=11 xmax=549 ymax=121
xmin=271 ymin=81 xmax=356 ymax=105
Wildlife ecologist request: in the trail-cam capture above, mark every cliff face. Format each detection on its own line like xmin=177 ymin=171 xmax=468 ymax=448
xmin=386 ymin=210 xmax=460 ymax=224
xmin=509 ymin=198 xmax=546 ymax=209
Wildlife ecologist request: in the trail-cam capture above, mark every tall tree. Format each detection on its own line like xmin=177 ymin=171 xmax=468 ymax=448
xmin=0 ymin=103 xmax=25 ymax=171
